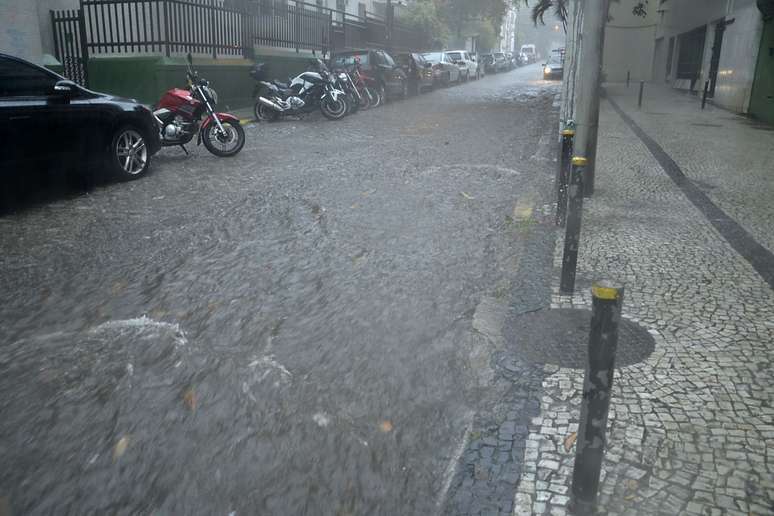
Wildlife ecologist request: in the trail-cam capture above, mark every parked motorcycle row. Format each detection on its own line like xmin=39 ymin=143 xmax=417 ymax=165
xmin=249 ymin=48 xmax=502 ymax=125
xmin=155 ymin=49 xmax=521 ymax=161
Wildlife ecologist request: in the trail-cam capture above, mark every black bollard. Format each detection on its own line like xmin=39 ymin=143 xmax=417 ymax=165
xmin=556 ymin=129 xmax=575 ymax=226
xmin=701 ymin=80 xmax=710 ymax=109
xmin=570 ymin=281 xmax=625 ymax=515
xmin=559 ymin=157 xmax=586 ymax=294
xmin=638 ymin=81 xmax=644 ymax=109
xmin=626 ymin=71 xmax=630 ymax=89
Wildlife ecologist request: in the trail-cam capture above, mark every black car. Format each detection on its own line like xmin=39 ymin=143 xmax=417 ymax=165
xmin=332 ymin=49 xmax=408 ymax=99
xmin=0 ymin=53 xmax=161 ymax=182
xmin=394 ymin=52 xmax=434 ymax=95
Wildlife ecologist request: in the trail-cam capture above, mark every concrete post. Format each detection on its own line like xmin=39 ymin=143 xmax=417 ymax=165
xmin=573 ymin=0 xmax=609 ymax=198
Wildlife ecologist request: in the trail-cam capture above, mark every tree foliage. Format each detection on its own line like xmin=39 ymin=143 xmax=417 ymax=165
xmin=521 ymin=0 xmax=649 ymax=25
xmin=398 ymin=0 xmax=508 ymax=50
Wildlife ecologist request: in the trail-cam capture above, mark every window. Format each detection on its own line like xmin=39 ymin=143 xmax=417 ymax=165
xmin=336 ymin=0 xmax=346 ymax=12
xmin=447 ymin=52 xmax=463 ymax=61
xmin=380 ymin=52 xmax=395 ymax=67
xmin=0 ymin=58 xmax=58 ymax=98
xmin=358 ymin=2 xmax=366 ymax=18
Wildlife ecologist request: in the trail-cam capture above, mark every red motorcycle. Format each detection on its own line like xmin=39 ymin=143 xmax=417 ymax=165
xmin=153 ymin=53 xmax=245 ymax=157
xmin=350 ymin=59 xmax=383 ymax=108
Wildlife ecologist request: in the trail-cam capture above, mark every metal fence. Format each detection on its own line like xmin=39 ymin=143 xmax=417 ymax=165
xmin=52 ymin=0 xmax=428 ymax=85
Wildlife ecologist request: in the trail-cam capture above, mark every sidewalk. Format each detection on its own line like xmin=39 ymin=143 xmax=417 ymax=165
xmin=512 ymin=85 xmax=774 ymax=514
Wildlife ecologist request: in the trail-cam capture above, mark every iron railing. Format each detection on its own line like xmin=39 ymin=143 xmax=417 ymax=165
xmin=69 ymin=0 xmax=425 ymax=58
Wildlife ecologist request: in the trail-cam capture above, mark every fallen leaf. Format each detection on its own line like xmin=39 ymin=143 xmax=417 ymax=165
xmin=378 ymin=420 xmax=393 ymax=433
xmin=460 ymin=191 xmax=475 ymax=200
xmin=626 ymin=479 xmax=638 ymax=490
xmin=564 ymin=432 xmax=577 ymax=452
xmin=113 ymin=436 xmax=130 ymax=462
xmin=183 ymin=388 xmax=197 ymax=411
xmin=111 ymin=280 xmax=128 ymax=295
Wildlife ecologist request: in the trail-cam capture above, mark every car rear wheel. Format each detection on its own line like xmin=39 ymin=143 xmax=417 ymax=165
xmin=110 ymin=126 xmax=151 ymax=181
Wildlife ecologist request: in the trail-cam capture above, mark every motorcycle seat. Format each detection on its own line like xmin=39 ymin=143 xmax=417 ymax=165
xmin=272 ymin=80 xmax=291 ymax=89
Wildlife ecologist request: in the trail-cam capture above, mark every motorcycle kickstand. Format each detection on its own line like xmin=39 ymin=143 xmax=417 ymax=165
xmin=179 ymin=144 xmax=189 ymax=155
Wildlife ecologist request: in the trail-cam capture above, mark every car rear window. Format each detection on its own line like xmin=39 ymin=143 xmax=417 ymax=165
xmin=447 ymin=52 xmax=463 ymax=61
xmin=333 ymin=53 xmax=369 ymax=67
xmin=422 ymin=52 xmax=444 ymax=63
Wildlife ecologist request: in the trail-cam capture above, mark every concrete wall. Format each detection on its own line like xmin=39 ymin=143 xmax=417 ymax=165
xmin=655 ymin=0 xmax=764 ymax=113
xmin=0 ymin=0 xmax=44 ymax=62
xmin=88 ymin=55 xmax=255 ymax=108
xmin=603 ymin=2 xmax=659 ymax=82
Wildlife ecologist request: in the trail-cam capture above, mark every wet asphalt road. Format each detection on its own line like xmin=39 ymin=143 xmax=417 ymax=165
xmin=0 ymin=64 xmax=560 ymax=515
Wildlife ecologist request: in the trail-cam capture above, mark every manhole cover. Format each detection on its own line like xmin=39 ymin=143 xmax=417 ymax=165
xmin=503 ymin=308 xmax=655 ymax=369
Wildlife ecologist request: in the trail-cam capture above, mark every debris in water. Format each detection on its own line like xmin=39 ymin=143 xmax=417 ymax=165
xmin=113 ymin=436 xmax=130 ymax=462
xmin=378 ymin=420 xmax=393 ymax=433
xmin=313 ymin=412 xmax=331 ymax=427
xmin=183 ymin=388 xmax=197 ymax=411
xmin=460 ymin=191 xmax=475 ymax=200
xmin=564 ymin=431 xmax=577 ymax=452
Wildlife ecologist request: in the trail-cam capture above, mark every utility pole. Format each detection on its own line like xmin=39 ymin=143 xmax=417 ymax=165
xmin=573 ymin=0 xmax=609 ymax=197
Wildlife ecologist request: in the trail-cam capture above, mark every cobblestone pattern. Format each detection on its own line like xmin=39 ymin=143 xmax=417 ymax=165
xmin=605 ymin=84 xmax=774 ymax=256
xmin=513 ymin=100 xmax=774 ymax=515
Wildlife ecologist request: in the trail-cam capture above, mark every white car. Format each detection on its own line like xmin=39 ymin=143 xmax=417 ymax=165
xmin=422 ymin=52 xmax=461 ymax=86
xmin=445 ymin=50 xmax=478 ymax=81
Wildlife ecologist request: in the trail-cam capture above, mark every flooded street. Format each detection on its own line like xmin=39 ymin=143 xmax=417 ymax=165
xmin=0 ymin=65 xmax=560 ymax=515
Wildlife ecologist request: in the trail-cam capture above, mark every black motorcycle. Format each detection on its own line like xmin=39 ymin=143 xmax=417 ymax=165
xmin=253 ymin=59 xmax=348 ymax=121
xmin=332 ymin=68 xmax=363 ymax=114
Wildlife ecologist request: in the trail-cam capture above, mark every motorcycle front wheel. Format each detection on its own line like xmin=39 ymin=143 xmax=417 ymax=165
xmin=203 ymin=120 xmax=245 ymax=157
xmin=320 ymin=96 xmax=348 ymax=120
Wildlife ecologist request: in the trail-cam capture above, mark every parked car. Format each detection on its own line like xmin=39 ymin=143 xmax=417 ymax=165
xmin=481 ymin=54 xmax=497 ymax=74
xmin=332 ymin=49 xmax=408 ymax=100
xmin=0 ymin=53 xmax=161 ymax=182
xmin=506 ymin=52 xmax=515 ymax=70
xmin=543 ymin=54 xmax=565 ymax=80
xmin=445 ymin=50 xmax=477 ymax=81
xmin=493 ymin=52 xmax=509 ymax=72
xmin=394 ymin=52 xmax=434 ymax=94
xmin=421 ymin=52 xmax=461 ymax=86
xmin=517 ymin=52 xmax=529 ymax=67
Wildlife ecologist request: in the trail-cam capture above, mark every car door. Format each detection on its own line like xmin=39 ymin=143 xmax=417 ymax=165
xmin=377 ymin=51 xmax=403 ymax=95
xmin=0 ymin=56 xmax=60 ymax=166
xmin=0 ymin=57 xmax=86 ymax=170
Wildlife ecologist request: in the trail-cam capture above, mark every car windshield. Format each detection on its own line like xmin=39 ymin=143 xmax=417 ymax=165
xmin=333 ymin=52 xmax=369 ymax=67
xmin=548 ymin=55 xmax=563 ymax=65
xmin=421 ymin=52 xmax=444 ymax=63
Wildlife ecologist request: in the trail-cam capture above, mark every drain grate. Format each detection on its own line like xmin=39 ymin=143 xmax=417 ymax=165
xmin=503 ymin=308 xmax=655 ymax=369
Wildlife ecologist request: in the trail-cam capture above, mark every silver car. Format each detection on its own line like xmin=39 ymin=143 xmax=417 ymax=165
xmin=421 ymin=52 xmax=461 ymax=86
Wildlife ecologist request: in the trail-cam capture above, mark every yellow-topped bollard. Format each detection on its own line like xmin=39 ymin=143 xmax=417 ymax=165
xmin=571 ymin=281 xmax=625 ymax=515
xmin=560 ymin=155 xmax=588 ymax=293
xmin=556 ymin=128 xmax=577 ymax=226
